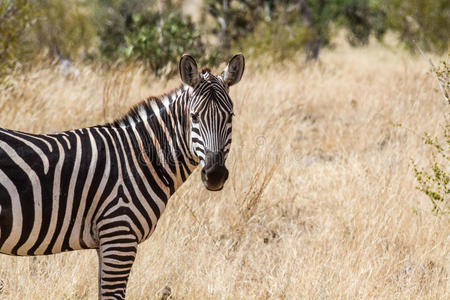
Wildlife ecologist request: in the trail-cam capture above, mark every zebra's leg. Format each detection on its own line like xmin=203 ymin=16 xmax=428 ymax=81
xmin=97 ymin=232 xmax=138 ymax=300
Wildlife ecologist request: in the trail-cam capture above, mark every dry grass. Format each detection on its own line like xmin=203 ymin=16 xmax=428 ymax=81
xmin=0 ymin=42 xmax=449 ymax=299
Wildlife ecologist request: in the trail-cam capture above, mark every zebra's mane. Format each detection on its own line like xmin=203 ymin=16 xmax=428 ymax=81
xmin=108 ymin=68 xmax=214 ymax=128
xmin=108 ymin=84 xmax=187 ymax=128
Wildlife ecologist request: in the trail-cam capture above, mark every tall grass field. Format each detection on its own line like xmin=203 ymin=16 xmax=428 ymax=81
xmin=0 ymin=41 xmax=448 ymax=299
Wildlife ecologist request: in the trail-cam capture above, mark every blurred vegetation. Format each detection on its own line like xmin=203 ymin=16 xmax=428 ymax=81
xmin=33 ymin=0 xmax=96 ymax=60
xmin=339 ymin=0 xmax=387 ymax=46
xmin=380 ymin=0 xmax=450 ymax=53
xmin=412 ymin=121 xmax=450 ymax=215
xmin=237 ymin=19 xmax=310 ymax=62
xmin=0 ymin=0 xmax=35 ymax=77
xmin=412 ymin=59 xmax=449 ymax=215
xmin=205 ymin=0 xmax=389 ymax=61
xmin=96 ymin=0 xmax=217 ymax=75
xmin=0 ymin=0 xmax=449 ymax=77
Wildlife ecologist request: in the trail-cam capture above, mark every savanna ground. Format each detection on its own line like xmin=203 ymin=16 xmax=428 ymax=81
xmin=0 ymin=40 xmax=448 ymax=299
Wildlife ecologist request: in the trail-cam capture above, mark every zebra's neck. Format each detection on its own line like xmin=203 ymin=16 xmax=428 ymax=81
xmin=106 ymin=85 xmax=199 ymax=194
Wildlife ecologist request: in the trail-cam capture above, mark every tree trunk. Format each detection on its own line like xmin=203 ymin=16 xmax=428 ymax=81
xmin=218 ymin=0 xmax=231 ymax=51
xmin=297 ymin=0 xmax=322 ymax=61
xmin=305 ymin=37 xmax=322 ymax=60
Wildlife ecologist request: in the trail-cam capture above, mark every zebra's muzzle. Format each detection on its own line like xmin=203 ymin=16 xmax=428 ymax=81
xmin=201 ymin=151 xmax=229 ymax=191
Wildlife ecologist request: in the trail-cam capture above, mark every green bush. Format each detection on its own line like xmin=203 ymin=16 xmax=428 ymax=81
xmin=235 ymin=19 xmax=310 ymax=62
xmin=203 ymin=0 xmax=264 ymax=52
xmin=413 ymin=122 xmax=450 ymax=214
xmin=123 ymin=12 xmax=213 ymax=75
xmin=434 ymin=60 xmax=450 ymax=102
xmin=96 ymin=1 xmax=217 ymax=75
xmin=0 ymin=0 xmax=36 ymax=77
xmin=340 ymin=0 xmax=387 ymax=46
xmin=32 ymin=0 xmax=96 ymax=60
xmin=209 ymin=0 xmax=389 ymax=61
xmin=412 ymin=60 xmax=450 ymax=214
xmin=380 ymin=0 xmax=450 ymax=53
xmin=95 ymin=0 xmax=147 ymax=62
xmin=0 ymin=0 xmax=96 ymax=79
xmin=1 ymin=0 xmax=448 ymax=76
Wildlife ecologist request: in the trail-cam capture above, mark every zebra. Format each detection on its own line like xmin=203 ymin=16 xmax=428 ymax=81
xmin=0 ymin=54 xmax=245 ymax=299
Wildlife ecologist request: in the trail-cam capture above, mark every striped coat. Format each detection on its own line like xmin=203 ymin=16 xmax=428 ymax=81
xmin=0 ymin=54 xmax=245 ymax=299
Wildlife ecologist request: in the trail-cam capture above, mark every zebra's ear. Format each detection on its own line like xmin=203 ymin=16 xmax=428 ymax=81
xmin=223 ymin=54 xmax=245 ymax=86
xmin=179 ymin=54 xmax=200 ymax=87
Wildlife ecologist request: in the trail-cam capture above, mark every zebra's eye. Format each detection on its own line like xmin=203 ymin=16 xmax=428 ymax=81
xmin=191 ymin=113 xmax=199 ymax=124
xmin=228 ymin=113 xmax=234 ymax=122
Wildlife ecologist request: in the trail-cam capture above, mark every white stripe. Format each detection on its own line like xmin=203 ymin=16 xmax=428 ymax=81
xmin=129 ymin=125 xmax=167 ymax=209
xmin=96 ymin=213 xmax=140 ymax=242
xmin=62 ymin=135 xmax=71 ymax=149
xmin=0 ymin=130 xmax=50 ymax=174
xmin=121 ymin=127 xmax=166 ymax=235
xmin=83 ymin=128 xmax=112 ymax=246
xmin=70 ymin=129 xmax=98 ymax=250
xmin=12 ymin=130 xmax=53 ymax=152
xmin=0 ymin=140 xmax=43 ymax=255
xmin=0 ymin=169 xmax=23 ymax=254
xmin=149 ymin=100 xmax=181 ymax=179
xmin=52 ymin=132 xmax=82 ymax=253
xmin=110 ymin=128 xmax=154 ymax=239
xmin=34 ymin=137 xmax=64 ymax=254
xmin=138 ymin=105 xmax=171 ymax=193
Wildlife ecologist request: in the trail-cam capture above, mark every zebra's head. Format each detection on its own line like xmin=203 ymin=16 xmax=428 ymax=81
xmin=179 ymin=54 xmax=245 ymax=191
